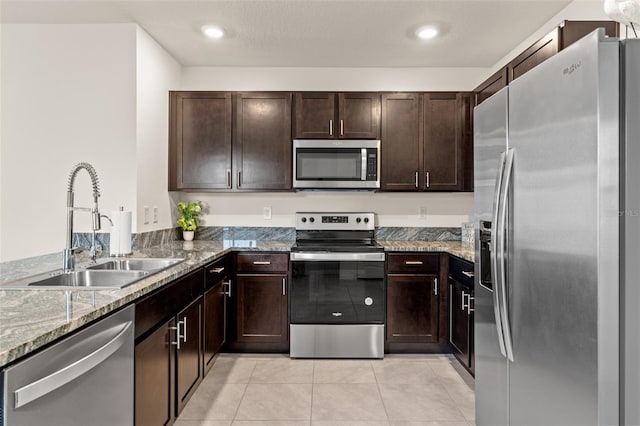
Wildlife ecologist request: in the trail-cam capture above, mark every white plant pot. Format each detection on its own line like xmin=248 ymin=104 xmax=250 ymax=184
xmin=183 ymin=231 xmax=194 ymax=241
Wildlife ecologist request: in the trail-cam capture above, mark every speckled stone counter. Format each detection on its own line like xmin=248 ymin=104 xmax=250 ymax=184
xmin=0 ymin=240 xmax=291 ymax=368
xmin=0 ymin=238 xmax=472 ymax=368
xmin=379 ymin=241 xmax=474 ymax=263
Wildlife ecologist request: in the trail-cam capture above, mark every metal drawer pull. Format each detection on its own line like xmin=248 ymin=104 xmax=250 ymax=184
xmin=253 ymin=261 xmax=271 ymax=265
xmin=462 ymin=271 xmax=474 ymax=278
xmin=14 ymin=321 xmax=132 ymax=409
xmin=405 ymin=261 xmax=423 ymax=265
xmin=329 ymin=119 xmax=333 ymax=136
xmin=282 ymin=277 xmax=286 ymax=296
xmin=467 ymin=295 xmax=475 ymax=314
xmin=433 ymin=278 xmax=438 ymax=296
xmin=426 ymin=171 xmax=430 ymax=188
xmin=414 ymin=171 xmax=419 ymax=188
xmin=223 ymin=279 xmax=232 ymax=298
xmin=209 ymin=267 xmax=225 ymax=274
xmin=462 ymin=290 xmax=468 ymax=311
xmin=226 ymin=170 xmax=231 ymax=188
xmin=182 ymin=317 xmax=187 ymax=343
xmin=340 ymin=119 xmax=344 ymax=136
xmin=169 ymin=324 xmax=181 ymax=349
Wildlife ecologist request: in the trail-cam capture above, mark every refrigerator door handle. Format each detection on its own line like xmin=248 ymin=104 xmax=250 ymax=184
xmin=498 ymin=148 xmax=515 ymax=362
xmin=491 ymin=151 xmax=508 ymax=358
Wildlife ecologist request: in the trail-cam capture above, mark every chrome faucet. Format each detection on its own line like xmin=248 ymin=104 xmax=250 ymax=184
xmin=63 ymin=162 xmax=102 ymax=272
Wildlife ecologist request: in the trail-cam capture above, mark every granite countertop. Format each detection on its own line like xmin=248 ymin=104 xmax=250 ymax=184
xmin=0 ymin=239 xmax=473 ymax=368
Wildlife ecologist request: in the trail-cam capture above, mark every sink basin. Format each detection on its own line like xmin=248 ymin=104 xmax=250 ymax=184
xmin=27 ymin=270 xmax=149 ymax=289
xmin=87 ymin=258 xmax=185 ymax=273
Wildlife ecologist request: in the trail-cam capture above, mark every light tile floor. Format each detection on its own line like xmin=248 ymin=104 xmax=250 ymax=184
xmin=175 ymin=354 xmax=475 ymax=426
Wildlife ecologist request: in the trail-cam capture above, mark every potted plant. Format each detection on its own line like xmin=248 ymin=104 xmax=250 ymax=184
xmin=176 ymin=201 xmax=204 ymax=241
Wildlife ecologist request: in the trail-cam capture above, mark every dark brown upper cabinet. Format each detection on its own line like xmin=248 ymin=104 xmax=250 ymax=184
xmin=169 ymin=91 xmax=232 ymax=190
xmin=475 ymin=20 xmax=619 ymax=105
xmin=234 ymin=92 xmax=293 ymax=191
xmin=474 ymin=68 xmax=508 ymax=106
xmin=293 ymin=92 xmax=380 ymax=139
xmin=380 ymin=93 xmax=423 ymax=191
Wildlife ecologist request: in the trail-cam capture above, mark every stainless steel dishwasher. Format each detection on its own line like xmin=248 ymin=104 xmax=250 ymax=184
xmin=1 ymin=304 xmax=134 ymax=426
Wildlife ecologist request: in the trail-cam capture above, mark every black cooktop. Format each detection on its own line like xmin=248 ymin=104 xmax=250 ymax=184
xmin=291 ymin=240 xmax=384 ymax=253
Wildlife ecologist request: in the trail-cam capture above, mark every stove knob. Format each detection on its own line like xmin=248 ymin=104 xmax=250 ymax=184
xmin=301 ymin=217 xmax=307 ymax=223
xmin=356 ymin=218 xmax=362 ymax=223
xmin=309 ymin=217 xmax=315 ymax=223
xmin=364 ymin=217 xmax=370 ymax=224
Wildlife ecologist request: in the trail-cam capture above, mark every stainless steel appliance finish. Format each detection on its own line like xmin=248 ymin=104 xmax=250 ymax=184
xmin=290 ymin=212 xmax=385 ymax=359
xmin=290 ymin=324 xmax=384 ymax=358
xmin=293 ymin=140 xmax=380 ymax=189
xmin=474 ymin=29 xmax=636 ymax=425
xmin=1 ymin=305 xmax=134 ymax=426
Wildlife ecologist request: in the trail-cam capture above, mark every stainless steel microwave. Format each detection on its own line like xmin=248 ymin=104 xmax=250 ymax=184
xmin=293 ymin=139 xmax=380 ymax=190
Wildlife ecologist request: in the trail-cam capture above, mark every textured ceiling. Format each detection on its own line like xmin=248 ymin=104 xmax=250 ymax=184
xmin=1 ymin=0 xmax=574 ymax=67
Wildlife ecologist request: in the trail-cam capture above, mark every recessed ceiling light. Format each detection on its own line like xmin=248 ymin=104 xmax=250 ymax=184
xmin=201 ymin=25 xmax=225 ymax=39
xmin=416 ymin=26 xmax=439 ymax=40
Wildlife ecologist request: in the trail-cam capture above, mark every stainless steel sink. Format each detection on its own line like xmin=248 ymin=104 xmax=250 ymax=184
xmin=27 ymin=270 xmax=149 ymax=289
xmin=87 ymin=258 xmax=185 ymax=273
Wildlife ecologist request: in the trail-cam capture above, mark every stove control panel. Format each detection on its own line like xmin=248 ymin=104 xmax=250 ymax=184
xmin=295 ymin=212 xmax=375 ymax=231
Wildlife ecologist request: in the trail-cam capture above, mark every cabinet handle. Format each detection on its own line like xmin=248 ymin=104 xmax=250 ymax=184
xmin=340 ymin=119 xmax=344 ymax=136
xmin=433 ymin=278 xmax=438 ymax=296
xmin=405 ymin=260 xmax=423 ymax=265
xmin=169 ymin=324 xmax=181 ymax=349
xmin=462 ymin=290 xmax=468 ymax=311
xmin=238 ymin=171 xmax=242 ymax=187
xmin=253 ymin=261 xmax=271 ymax=265
xmin=282 ymin=277 xmax=286 ymax=296
xmin=462 ymin=271 xmax=474 ymax=278
xmin=426 ymin=172 xmax=430 ymax=188
xmin=226 ymin=170 xmax=231 ymax=188
xmin=467 ymin=294 xmax=475 ymax=315
xmin=209 ymin=267 xmax=225 ymax=274
xmin=223 ymin=279 xmax=232 ymax=298
xmin=181 ymin=317 xmax=187 ymax=343
xmin=329 ymin=119 xmax=333 ymax=136
xmin=415 ymin=171 xmax=419 ymax=188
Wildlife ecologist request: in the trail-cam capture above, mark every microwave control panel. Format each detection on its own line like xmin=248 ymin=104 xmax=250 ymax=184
xmin=366 ymin=149 xmax=378 ymax=181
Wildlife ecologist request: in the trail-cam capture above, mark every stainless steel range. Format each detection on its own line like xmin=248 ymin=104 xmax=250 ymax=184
xmin=289 ymin=212 xmax=385 ymax=359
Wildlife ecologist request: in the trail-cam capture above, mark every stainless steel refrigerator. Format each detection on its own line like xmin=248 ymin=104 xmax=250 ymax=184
xmin=474 ymin=29 xmax=640 ymax=426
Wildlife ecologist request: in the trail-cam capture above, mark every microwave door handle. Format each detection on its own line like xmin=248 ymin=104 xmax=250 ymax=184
xmin=361 ymin=149 xmax=367 ymax=181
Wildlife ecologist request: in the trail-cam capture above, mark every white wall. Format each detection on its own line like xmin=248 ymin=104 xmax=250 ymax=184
xmin=135 ymin=27 xmax=182 ymax=233
xmin=1 ymin=24 xmax=138 ymax=261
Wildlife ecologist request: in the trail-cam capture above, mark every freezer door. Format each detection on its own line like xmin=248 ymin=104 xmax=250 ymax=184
xmin=621 ymin=38 xmax=640 ymax=426
xmin=473 ymin=87 xmax=509 ymax=426
xmin=507 ymin=29 xmax=619 ymax=426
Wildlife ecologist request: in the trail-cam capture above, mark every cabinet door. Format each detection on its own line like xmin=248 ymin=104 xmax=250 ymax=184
xmin=380 ymin=93 xmax=423 ymax=191
xmin=459 ymin=93 xmax=474 ymax=192
xmin=203 ymin=280 xmax=226 ymax=374
xmin=508 ymin=28 xmax=559 ymax=82
xmin=176 ymin=297 xmax=203 ymax=415
xmin=236 ymin=274 xmax=288 ymax=343
xmin=294 ymin=92 xmax=336 ymax=139
xmin=169 ymin=91 xmax=232 ymax=190
xmin=449 ymin=279 xmax=470 ymax=367
xmin=386 ymin=275 xmax=439 ymax=343
xmin=338 ymin=92 xmax=380 ymax=139
xmin=474 ymin=68 xmax=508 ymax=106
xmin=135 ymin=318 xmax=175 ymax=426
xmin=235 ymin=92 xmax=293 ymax=190
xmin=424 ymin=93 xmax=463 ymax=191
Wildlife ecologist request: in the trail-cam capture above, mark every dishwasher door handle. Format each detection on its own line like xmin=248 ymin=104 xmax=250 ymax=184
xmin=14 ymin=321 xmax=133 ymax=409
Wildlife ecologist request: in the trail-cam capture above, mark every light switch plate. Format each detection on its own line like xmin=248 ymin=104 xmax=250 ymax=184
xmin=419 ymin=206 xmax=428 ymax=220
xmin=153 ymin=206 xmax=158 ymax=223
xmin=143 ymin=206 xmax=150 ymax=224
xmin=263 ymin=207 xmax=272 ymax=219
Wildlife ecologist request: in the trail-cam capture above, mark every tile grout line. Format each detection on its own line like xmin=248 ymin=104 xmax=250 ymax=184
xmin=230 ymin=360 xmax=258 ymax=422
xmin=440 ymin=379 xmax=474 ymax=423
xmin=372 ymin=358 xmax=392 ymax=424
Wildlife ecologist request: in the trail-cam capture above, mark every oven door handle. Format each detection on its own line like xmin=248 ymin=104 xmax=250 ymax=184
xmin=290 ymin=252 xmax=385 ymax=262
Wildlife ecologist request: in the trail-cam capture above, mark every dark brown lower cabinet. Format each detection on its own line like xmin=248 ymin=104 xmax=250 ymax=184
xmin=176 ymin=297 xmax=203 ymax=415
xmin=135 ymin=318 xmax=175 ymax=426
xmin=449 ymin=256 xmax=475 ymax=375
xmin=236 ymin=274 xmax=288 ymax=344
xmin=386 ymin=274 xmax=439 ymax=343
xmin=203 ymin=279 xmax=227 ymax=373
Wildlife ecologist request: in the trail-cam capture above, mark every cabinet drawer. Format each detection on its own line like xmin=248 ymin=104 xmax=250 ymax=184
xmin=449 ymin=256 xmax=474 ymax=288
xmin=135 ymin=268 xmax=203 ymax=339
xmin=204 ymin=256 xmax=228 ymax=290
xmin=236 ymin=253 xmax=289 ymax=273
xmin=387 ymin=253 xmax=440 ymax=274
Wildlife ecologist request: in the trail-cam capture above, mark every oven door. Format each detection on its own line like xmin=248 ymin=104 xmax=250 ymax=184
xmin=290 ymin=252 xmax=385 ymax=324
xmin=293 ymin=140 xmax=380 ymax=189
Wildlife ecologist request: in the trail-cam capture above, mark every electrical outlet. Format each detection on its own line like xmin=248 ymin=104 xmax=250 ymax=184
xmin=419 ymin=206 xmax=428 ymax=220
xmin=153 ymin=206 xmax=159 ymax=223
xmin=263 ymin=206 xmax=272 ymax=220
xmin=143 ymin=206 xmax=150 ymax=224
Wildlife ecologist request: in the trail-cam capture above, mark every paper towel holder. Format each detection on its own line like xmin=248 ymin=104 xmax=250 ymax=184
xmin=110 ymin=206 xmax=133 ymax=257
